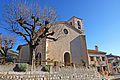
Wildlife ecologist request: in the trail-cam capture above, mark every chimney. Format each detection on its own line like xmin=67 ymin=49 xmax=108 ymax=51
xmin=95 ymin=45 xmax=98 ymax=51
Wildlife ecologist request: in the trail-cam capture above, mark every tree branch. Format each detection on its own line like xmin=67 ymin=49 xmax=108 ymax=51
xmin=13 ymin=30 xmax=30 ymax=44
xmin=23 ymin=21 xmax=33 ymax=27
xmin=46 ymin=31 xmax=54 ymax=36
xmin=17 ymin=18 xmax=31 ymax=36
xmin=7 ymin=43 xmax=14 ymax=49
xmin=0 ymin=48 xmax=5 ymax=56
xmin=36 ymin=23 xmax=42 ymax=26
xmin=46 ymin=37 xmax=58 ymax=41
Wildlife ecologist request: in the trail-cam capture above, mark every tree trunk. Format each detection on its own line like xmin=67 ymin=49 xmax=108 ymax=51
xmin=4 ymin=50 xmax=8 ymax=62
xmin=29 ymin=45 xmax=36 ymax=71
xmin=29 ymin=45 xmax=33 ymax=64
xmin=4 ymin=50 xmax=7 ymax=57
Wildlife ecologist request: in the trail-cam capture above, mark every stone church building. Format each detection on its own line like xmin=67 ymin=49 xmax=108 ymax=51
xmin=17 ymin=16 xmax=89 ymax=66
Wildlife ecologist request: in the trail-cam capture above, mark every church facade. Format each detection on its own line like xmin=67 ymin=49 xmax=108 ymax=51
xmin=17 ymin=16 xmax=89 ymax=66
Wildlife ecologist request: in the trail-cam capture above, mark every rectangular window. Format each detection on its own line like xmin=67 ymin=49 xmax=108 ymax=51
xmin=96 ymin=57 xmax=100 ymax=61
xmin=90 ymin=56 xmax=94 ymax=61
xmin=103 ymin=66 xmax=106 ymax=71
xmin=102 ymin=57 xmax=105 ymax=61
xmin=97 ymin=67 xmax=100 ymax=72
xmin=113 ymin=62 xmax=116 ymax=66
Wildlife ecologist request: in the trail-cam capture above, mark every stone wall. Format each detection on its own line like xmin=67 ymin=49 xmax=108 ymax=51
xmin=0 ymin=65 xmax=16 ymax=72
xmin=19 ymin=45 xmax=30 ymax=63
xmin=19 ymin=38 xmax=46 ymax=65
xmin=47 ymin=23 xmax=88 ymax=66
xmin=0 ymin=65 xmax=43 ymax=72
xmin=0 ymin=67 xmax=107 ymax=80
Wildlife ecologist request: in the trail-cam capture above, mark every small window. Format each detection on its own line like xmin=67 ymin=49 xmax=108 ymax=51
xmin=64 ymin=29 xmax=68 ymax=34
xmin=70 ymin=22 xmax=72 ymax=25
xmin=96 ymin=57 xmax=100 ymax=61
xmin=103 ymin=66 xmax=106 ymax=71
xmin=77 ymin=21 xmax=81 ymax=29
xmin=90 ymin=56 xmax=94 ymax=61
xmin=102 ymin=57 xmax=105 ymax=61
xmin=97 ymin=67 xmax=100 ymax=72
xmin=113 ymin=62 xmax=116 ymax=66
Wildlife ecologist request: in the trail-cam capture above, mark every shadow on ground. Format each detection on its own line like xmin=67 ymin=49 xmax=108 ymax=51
xmin=115 ymin=78 xmax=120 ymax=80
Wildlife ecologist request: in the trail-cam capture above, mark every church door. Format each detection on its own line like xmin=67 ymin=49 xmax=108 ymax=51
xmin=64 ymin=52 xmax=70 ymax=66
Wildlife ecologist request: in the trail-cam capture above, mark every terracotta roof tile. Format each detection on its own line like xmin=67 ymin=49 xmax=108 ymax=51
xmin=17 ymin=44 xmax=28 ymax=50
xmin=67 ymin=16 xmax=83 ymax=22
xmin=88 ymin=49 xmax=106 ymax=54
xmin=17 ymin=18 xmax=83 ymax=50
xmin=51 ymin=22 xmax=82 ymax=34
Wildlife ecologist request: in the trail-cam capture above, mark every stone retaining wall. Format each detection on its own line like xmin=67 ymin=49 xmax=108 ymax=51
xmin=0 ymin=65 xmax=43 ymax=71
xmin=0 ymin=65 xmax=16 ymax=71
xmin=0 ymin=68 xmax=107 ymax=80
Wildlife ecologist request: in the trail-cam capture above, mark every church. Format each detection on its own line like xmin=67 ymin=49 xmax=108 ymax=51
xmin=17 ymin=16 xmax=89 ymax=66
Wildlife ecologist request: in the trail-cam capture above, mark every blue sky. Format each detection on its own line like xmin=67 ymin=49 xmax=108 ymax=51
xmin=0 ymin=0 xmax=120 ymax=56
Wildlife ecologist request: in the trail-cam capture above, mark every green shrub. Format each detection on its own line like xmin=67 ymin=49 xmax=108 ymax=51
xmin=54 ymin=61 xmax=58 ymax=66
xmin=41 ymin=65 xmax=52 ymax=72
xmin=45 ymin=66 xmax=50 ymax=71
xmin=17 ymin=63 xmax=28 ymax=72
xmin=104 ymin=71 xmax=107 ymax=75
xmin=92 ymin=64 xmax=96 ymax=67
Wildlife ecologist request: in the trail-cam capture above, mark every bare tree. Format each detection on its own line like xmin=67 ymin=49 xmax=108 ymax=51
xmin=0 ymin=33 xmax=15 ymax=58
xmin=3 ymin=0 xmax=59 ymax=70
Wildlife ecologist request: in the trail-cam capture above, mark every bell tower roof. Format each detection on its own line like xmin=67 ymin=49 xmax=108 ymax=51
xmin=67 ymin=16 xmax=83 ymax=22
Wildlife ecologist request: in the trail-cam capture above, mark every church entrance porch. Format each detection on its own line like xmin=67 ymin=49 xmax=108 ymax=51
xmin=64 ymin=52 xmax=71 ymax=66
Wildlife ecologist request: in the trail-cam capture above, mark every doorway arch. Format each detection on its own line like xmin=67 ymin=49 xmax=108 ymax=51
xmin=64 ymin=52 xmax=71 ymax=66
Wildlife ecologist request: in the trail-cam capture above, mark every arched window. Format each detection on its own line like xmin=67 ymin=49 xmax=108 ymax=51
xmin=70 ymin=22 xmax=72 ymax=25
xmin=77 ymin=21 xmax=81 ymax=29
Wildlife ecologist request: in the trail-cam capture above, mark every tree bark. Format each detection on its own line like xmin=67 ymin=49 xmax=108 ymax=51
xmin=29 ymin=44 xmax=36 ymax=71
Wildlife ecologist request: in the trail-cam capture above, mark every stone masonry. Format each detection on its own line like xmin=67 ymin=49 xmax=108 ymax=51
xmin=0 ymin=68 xmax=107 ymax=80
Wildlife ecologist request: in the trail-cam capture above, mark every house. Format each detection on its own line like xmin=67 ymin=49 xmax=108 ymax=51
xmin=17 ymin=16 xmax=89 ymax=66
xmin=88 ymin=46 xmax=109 ymax=74
xmin=0 ymin=49 xmax=18 ymax=63
xmin=106 ymin=54 xmax=120 ymax=74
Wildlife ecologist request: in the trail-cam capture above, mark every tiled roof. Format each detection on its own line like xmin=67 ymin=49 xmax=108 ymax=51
xmin=88 ymin=49 xmax=106 ymax=54
xmin=51 ymin=22 xmax=82 ymax=34
xmin=67 ymin=16 xmax=83 ymax=22
xmin=7 ymin=50 xmax=19 ymax=56
xmin=0 ymin=48 xmax=18 ymax=56
xmin=106 ymin=54 xmax=120 ymax=58
xmin=17 ymin=16 xmax=83 ymax=50
xmin=17 ymin=44 xmax=28 ymax=50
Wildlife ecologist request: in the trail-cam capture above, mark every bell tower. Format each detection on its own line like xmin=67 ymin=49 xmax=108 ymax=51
xmin=67 ymin=16 xmax=85 ymax=34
